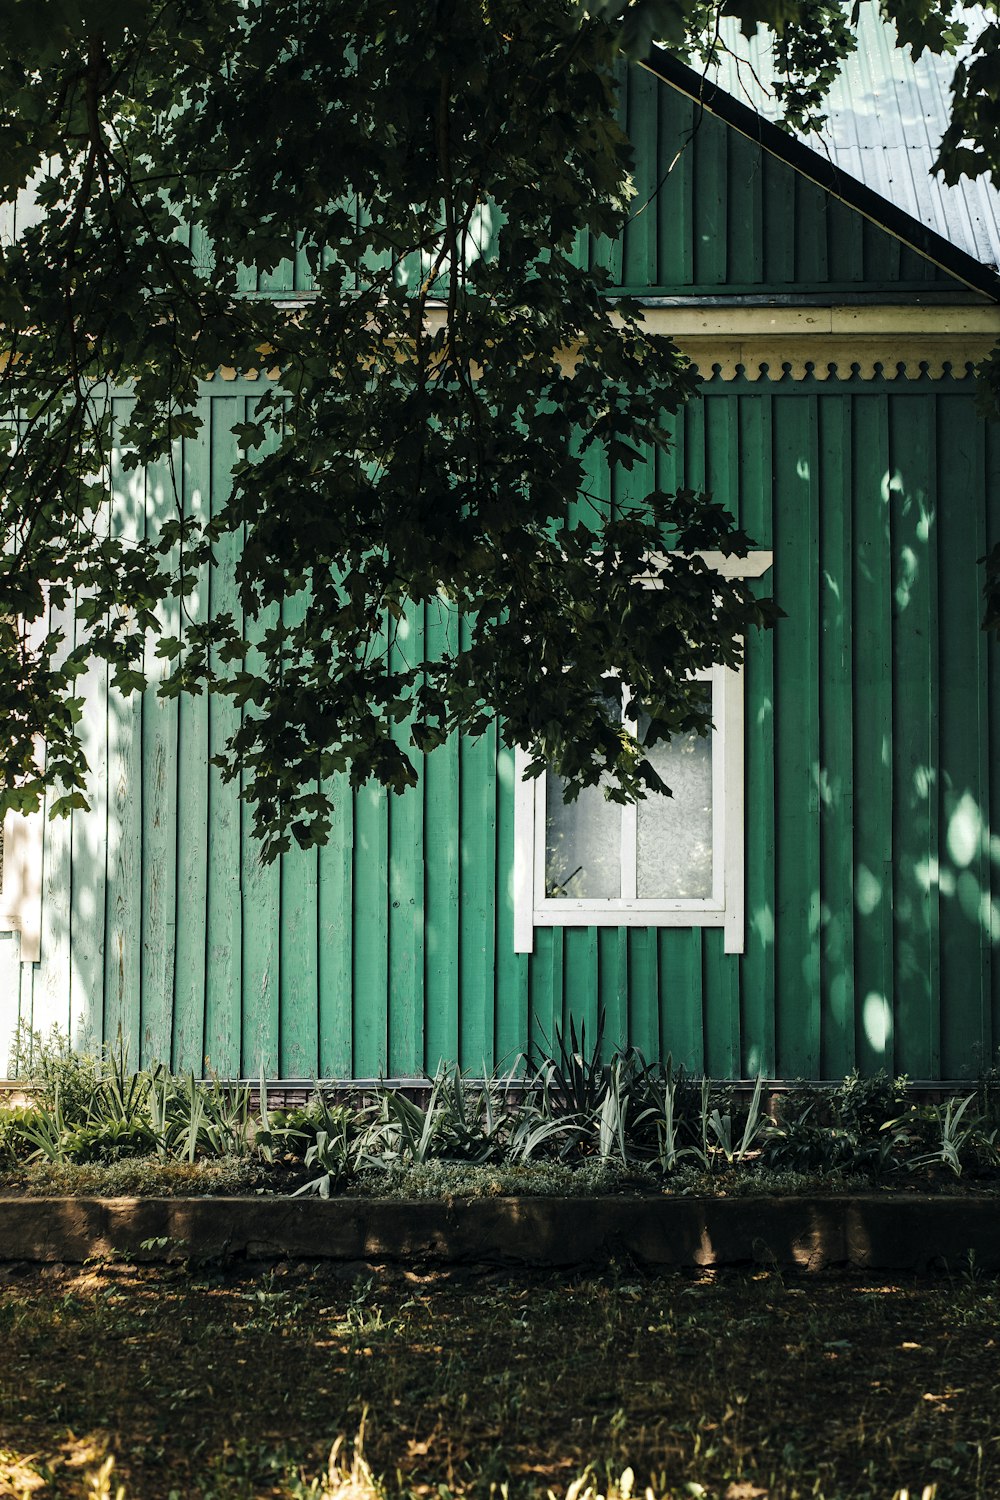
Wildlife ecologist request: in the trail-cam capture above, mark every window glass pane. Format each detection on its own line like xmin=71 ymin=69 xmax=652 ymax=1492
xmin=636 ymin=702 xmax=713 ymax=899
xmin=545 ymin=778 xmax=621 ymax=899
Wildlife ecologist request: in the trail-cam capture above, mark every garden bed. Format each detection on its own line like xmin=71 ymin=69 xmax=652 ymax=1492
xmin=5 ymin=1023 xmax=1000 ymax=1276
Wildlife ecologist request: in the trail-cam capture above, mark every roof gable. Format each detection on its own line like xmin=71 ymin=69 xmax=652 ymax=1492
xmin=599 ymin=50 xmax=1000 ymax=304
xmin=705 ymin=4 xmax=1000 ymax=274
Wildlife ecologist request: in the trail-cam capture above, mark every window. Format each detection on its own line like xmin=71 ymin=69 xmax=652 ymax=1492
xmin=0 ymin=804 xmax=43 ymax=964
xmin=0 ymin=610 xmax=45 ymax=965
xmin=513 ymin=550 xmax=772 ymax=957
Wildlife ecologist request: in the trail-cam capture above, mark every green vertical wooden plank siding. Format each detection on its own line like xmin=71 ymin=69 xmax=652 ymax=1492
xmin=235 ymin=396 xmax=280 ymax=1080
xmin=795 ymin=179 xmax=830 ymax=286
xmin=692 ymin=390 xmax=740 ymax=1080
xmin=458 ymin=683 xmax=497 ymax=1072
xmin=318 ymin=775 xmax=354 ymax=1078
xmin=656 ymin=91 xmax=694 ymax=287
xmin=852 ymin=396 xmax=895 ymax=1073
xmin=763 ymin=160 xmax=795 ymax=288
xmin=975 ymin=415 xmax=996 ymax=1074
xmin=703 ymin=933 xmax=739 ymax=1077
xmin=104 ymin=404 xmax=144 ymax=1065
xmin=353 ymin=776 xmax=389 ymax=1077
xmin=717 ymin=373 xmax=747 ymax=1077
xmin=70 ymin=563 xmax=108 ymax=1053
xmin=548 ymin=927 xmax=565 ymax=1061
xmin=423 ymin=603 xmax=460 ymax=1073
xmin=353 ymin=777 xmax=388 ymax=1078
xmin=240 ymin=398 xmax=281 ymax=1078
xmin=701 ymin=394 xmax=741 ymax=1071
xmin=971 ymin=391 xmax=993 ymax=1074
xmin=564 ymin=928 xmax=600 ymax=1053
xmin=898 ymin=245 xmax=940 ymax=284
xmin=527 ymin=923 xmax=563 ymax=1064
xmin=280 ymin=836 xmax=319 ymax=1077
xmin=736 ymin=390 xmax=776 ymax=1075
xmin=862 ymin=219 xmax=902 ymax=284
xmin=827 ymin=189 xmax=864 ymax=286
xmin=349 ymin=600 xmax=390 ymax=1079
xmin=494 ymin=741 xmax=530 ymax=1072
xmin=36 ymin=589 xmax=73 ymax=1042
xmin=599 ymin=930 xmax=628 ymax=1057
xmin=387 ymin=605 xmax=425 ymax=1075
xmin=276 ymin=587 xmax=320 ymax=1078
xmin=173 ymin=422 xmax=211 ymax=1073
xmin=269 ymin=478 xmax=319 ymax=1076
xmin=772 ymin=394 xmax=821 ymax=1076
xmin=818 ymin=396 xmax=857 ymax=1077
xmin=659 ymin=933 xmax=704 ymax=1072
xmin=205 ymin=398 xmax=244 ymax=1077
xmin=938 ymin=395 xmax=993 ymax=1077
xmin=693 ymin=107 xmax=727 ymax=287
xmin=140 ymin=452 xmax=180 ymax=1066
xmin=889 ymin=395 xmax=940 ymax=1077
xmin=622 ymin=66 xmax=659 ymax=290
xmin=704 ymin=392 xmax=737 ymax=517
xmin=257 ymin=261 xmax=293 ymax=295
xmin=626 ymin=930 xmax=657 ymax=1060
xmin=727 ymin=132 xmax=763 ymax=288
xmin=241 ymin=796 xmax=280 ymax=1077
xmin=586 ymin=77 xmax=623 ymax=285
xmin=988 ymin=424 xmax=1000 ymax=1064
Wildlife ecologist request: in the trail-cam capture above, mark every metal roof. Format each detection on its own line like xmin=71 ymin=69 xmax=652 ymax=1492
xmin=706 ymin=2 xmax=1000 ymax=272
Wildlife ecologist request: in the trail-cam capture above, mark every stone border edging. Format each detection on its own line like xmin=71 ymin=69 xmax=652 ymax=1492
xmin=0 ymin=1194 xmax=998 ymax=1271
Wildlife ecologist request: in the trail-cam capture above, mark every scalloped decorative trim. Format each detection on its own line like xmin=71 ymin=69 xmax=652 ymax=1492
xmin=205 ymin=303 xmax=1000 ymax=384
xmin=687 ymin=350 xmax=981 ymax=382
xmin=208 ymin=351 xmax=984 ymax=384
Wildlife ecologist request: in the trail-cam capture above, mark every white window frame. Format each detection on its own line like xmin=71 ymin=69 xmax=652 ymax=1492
xmin=0 ymin=602 xmax=47 ymax=966
xmin=0 ymin=803 xmax=43 ymax=965
xmin=513 ymin=550 xmax=772 ymax=958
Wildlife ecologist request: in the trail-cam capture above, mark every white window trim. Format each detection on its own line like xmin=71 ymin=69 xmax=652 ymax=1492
xmin=513 ymin=549 xmax=772 ymax=958
xmin=0 ymin=803 xmax=43 ymax=965
xmin=0 ymin=608 xmax=47 ymax=967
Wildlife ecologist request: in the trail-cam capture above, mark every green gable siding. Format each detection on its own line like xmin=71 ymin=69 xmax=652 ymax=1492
xmin=227 ymin=65 xmax=963 ymax=304
xmin=607 ymin=66 xmax=960 ymax=298
xmin=4 ymin=376 xmax=998 ymax=1083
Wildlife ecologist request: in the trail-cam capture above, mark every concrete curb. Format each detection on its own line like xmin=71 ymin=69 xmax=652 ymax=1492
xmin=0 ymin=1194 xmax=997 ymax=1270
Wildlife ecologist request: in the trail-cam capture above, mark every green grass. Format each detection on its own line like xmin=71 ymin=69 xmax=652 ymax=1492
xmin=0 ymin=1263 xmax=996 ymax=1500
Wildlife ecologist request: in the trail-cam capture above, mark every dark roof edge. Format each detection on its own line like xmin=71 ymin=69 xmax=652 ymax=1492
xmin=639 ymin=44 xmax=1000 ymax=304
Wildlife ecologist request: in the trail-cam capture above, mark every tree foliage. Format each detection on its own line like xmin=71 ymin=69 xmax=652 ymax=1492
xmin=0 ymin=0 xmax=995 ymax=850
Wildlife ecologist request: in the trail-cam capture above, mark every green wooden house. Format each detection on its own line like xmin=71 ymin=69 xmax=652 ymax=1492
xmin=2 ymin=27 xmax=1000 ymax=1085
